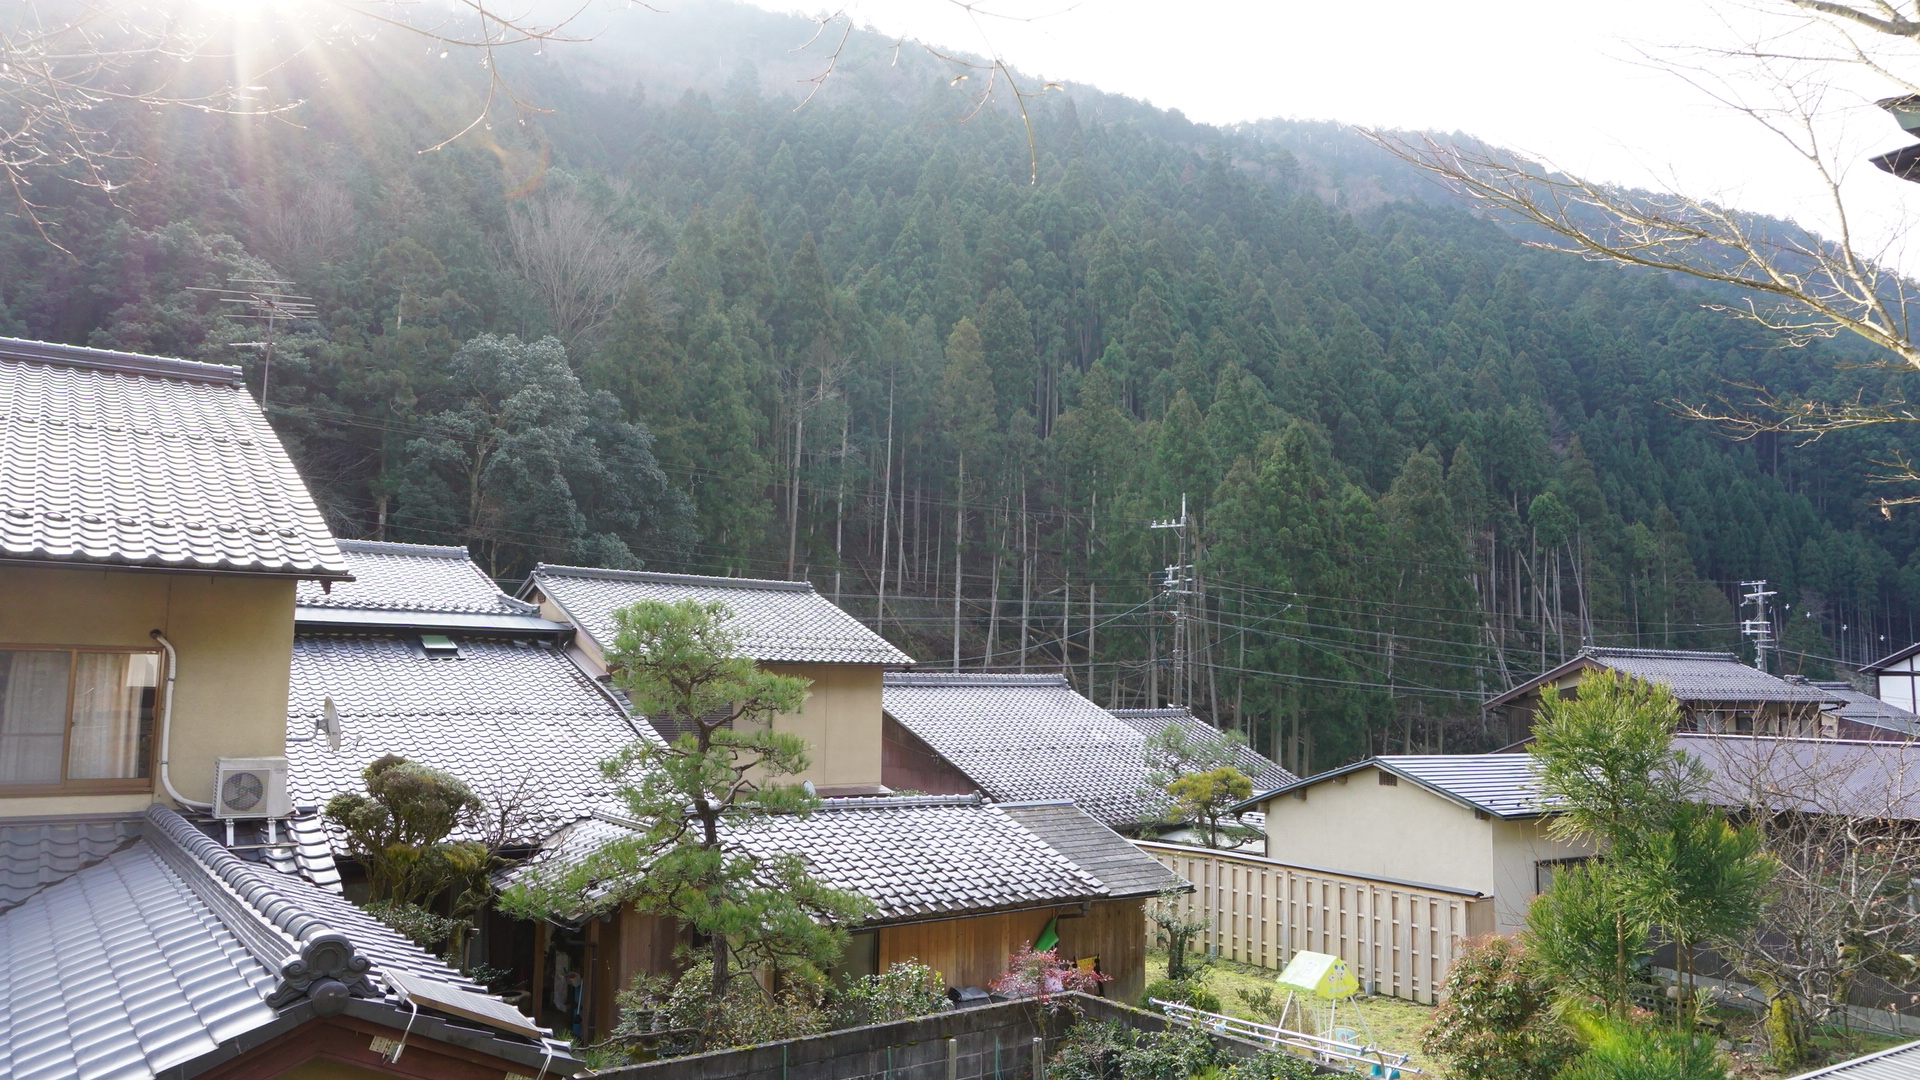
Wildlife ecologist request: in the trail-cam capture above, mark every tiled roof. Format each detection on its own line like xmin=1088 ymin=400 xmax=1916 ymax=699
xmin=1110 ymin=708 xmax=1297 ymax=790
xmin=995 ymin=802 xmax=1188 ymax=899
xmin=506 ymin=795 xmax=1148 ymax=925
xmin=1808 ymin=681 xmax=1920 ymax=736
xmin=1250 ymin=753 xmax=1550 ymax=820
xmin=0 ymin=806 xmax=572 ymax=1080
xmin=1583 ymin=649 xmax=1832 ymax=703
xmin=0 ymin=337 xmax=347 ymax=578
xmin=882 ymin=674 xmax=1164 ymax=826
xmin=527 ymin=565 xmax=914 ymax=666
xmin=0 ymin=817 xmax=142 ymax=913
xmin=296 ymin=541 xmax=538 ymax=616
xmin=287 ymin=634 xmax=648 ymax=847
xmin=1786 ymin=1039 xmax=1920 ymax=1079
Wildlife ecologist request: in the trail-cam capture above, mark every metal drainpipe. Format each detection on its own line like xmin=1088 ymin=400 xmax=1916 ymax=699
xmin=151 ymin=630 xmax=213 ymax=810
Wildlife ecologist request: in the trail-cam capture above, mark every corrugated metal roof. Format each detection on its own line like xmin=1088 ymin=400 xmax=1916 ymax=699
xmin=883 ymin=674 xmax=1165 ymax=826
xmin=296 ymin=541 xmax=539 ymax=616
xmin=1248 ymin=753 xmax=1550 ymax=820
xmin=507 ymin=795 xmax=1127 ymax=925
xmin=1809 ymin=681 xmax=1920 ymax=735
xmin=995 ymin=802 xmax=1189 ymax=898
xmin=528 ymin=565 xmax=914 ymax=666
xmin=0 ymin=339 xmax=347 ymax=579
xmin=1679 ymin=734 xmax=1920 ymax=821
xmin=1110 ymin=708 xmax=1296 ymax=790
xmin=288 ymin=633 xmax=647 ymax=847
xmin=0 ymin=806 xmax=564 ymax=1080
xmin=1786 ymin=1039 xmax=1920 ymax=1079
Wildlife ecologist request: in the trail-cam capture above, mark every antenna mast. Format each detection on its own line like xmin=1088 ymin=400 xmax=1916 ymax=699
xmin=1741 ymin=580 xmax=1777 ymax=674
xmin=1150 ymin=494 xmax=1193 ymax=708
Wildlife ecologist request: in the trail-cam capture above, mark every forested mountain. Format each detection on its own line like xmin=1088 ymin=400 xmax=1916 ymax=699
xmin=4 ymin=0 xmax=1917 ymax=771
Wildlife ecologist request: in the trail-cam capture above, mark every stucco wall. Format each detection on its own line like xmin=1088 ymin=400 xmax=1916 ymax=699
xmin=0 ymin=565 xmax=296 ymax=813
xmin=1489 ymin=818 xmax=1595 ymax=934
xmin=762 ymin=663 xmax=883 ymax=789
xmin=1258 ymin=765 xmax=1494 ymax=894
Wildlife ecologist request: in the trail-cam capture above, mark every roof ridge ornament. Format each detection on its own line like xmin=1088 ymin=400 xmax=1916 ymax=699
xmin=143 ymin=806 xmax=378 ymax=1010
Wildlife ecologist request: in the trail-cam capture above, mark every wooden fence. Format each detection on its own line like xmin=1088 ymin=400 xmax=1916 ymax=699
xmin=1136 ymin=841 xmax=1495 ymax=1005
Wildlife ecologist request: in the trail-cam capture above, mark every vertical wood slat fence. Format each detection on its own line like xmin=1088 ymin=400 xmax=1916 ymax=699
xmin=1135 ymin=841 xmax=1495 ymax=1005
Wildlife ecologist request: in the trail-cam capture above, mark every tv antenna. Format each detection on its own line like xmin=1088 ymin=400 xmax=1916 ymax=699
xmin=188 ymin=279 xmax=318 ymax=405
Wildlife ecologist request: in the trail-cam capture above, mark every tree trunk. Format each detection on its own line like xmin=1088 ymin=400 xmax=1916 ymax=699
xmin=786 ymin=382 xmax=805 ymax=579
xmin=953 ymin=452 xmax=965 ymax=671
xmin=833 ymin=409 xmax=848 ymax=602
xmin=877 ymin=391 xmax=894 ymax=633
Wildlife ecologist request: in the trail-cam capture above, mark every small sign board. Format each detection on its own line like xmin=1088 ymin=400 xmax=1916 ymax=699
xmin=1275 ymin=951 xmax=1359 ymax=1000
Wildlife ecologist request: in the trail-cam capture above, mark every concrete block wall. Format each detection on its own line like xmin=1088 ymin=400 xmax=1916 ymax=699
xmin=594 ymin=994 xmax=1273 ymax=1080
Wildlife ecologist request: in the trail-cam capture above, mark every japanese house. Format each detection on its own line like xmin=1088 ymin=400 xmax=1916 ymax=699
xmin=0 ymin=338 xmax=578 ymax=1079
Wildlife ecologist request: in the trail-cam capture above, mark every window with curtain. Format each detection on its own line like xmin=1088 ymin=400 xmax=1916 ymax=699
xmin=0 ymin=648 xmax=158 ymax=789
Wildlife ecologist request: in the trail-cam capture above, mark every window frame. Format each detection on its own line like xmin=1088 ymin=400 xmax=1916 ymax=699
xmin=0 ymin=643 xmax=162 ymax=797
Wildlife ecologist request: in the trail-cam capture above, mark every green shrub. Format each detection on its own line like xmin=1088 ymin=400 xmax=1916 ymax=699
xmin=832 ymin=961 xmax=949 ymax=1028
xmin=1047 ymin=1020 xmax=1226 ymax=1080
xmin=1223 ymin=1049 xmax=1320 ymax=1080
xmin=1141 ymin=976 xmax=1221 ymax=1015
xmin=1555 ymin=1015 xmax=1727 ymax=1080
xmin=1421 ymin=935 xmax=1578 ymax=1080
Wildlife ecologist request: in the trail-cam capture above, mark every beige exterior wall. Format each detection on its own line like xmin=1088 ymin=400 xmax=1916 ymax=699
xmin=1259 ymin=765 xmax=1495 ymax=895
xmin=763 ymin=663 xmax=883 ymax=788
xmin=0 ymin=565 xmax=296 ymax=814
xmin=1490 ymin=818 xmax=1595 ymax=934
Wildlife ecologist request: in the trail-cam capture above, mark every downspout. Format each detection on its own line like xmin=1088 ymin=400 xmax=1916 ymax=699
xmin=151 ymin=630 xmax=213 ymax=810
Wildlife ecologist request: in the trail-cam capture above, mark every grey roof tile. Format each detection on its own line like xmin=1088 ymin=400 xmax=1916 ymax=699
xmin=296 ymin=541 xmax=537 ymax=616
xmin=288 ymin=633 xmax=648 ymax=846
xmin=1582 ymin=649 xmax=1832 ymax=703
xmin=0 ymin=338 xmax=346 ymax=578
xmin=0 ymin=818 xmax=141 ymax=912
xmin=507 ymin=795 xmax=1119 ymax=925
xmin=995 ymin=802 xmax=1188 ymax=898
xmin=1679 ymin=733 xmax=1920 ymax=820
xmin=1807 ymin=681 xmax=1920 ymax=736
xmin=0 ymin=806 xmax=556 ymax=1080
xmin=1110 ymin=708 xmax=1297 ymax=790
xmin=529 ymin=565 xmax=913 ymax=666
xmin=1253 ymin=754 xmax=1551 ymax=819
xmin=883 ymin=674 xmax=1164 ymax=826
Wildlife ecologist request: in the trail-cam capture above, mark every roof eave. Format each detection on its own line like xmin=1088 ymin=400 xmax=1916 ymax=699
xmin=1483 ymin=655 xmax=1601 ymax=711
xmin=293 ymin=607 xmax=573 ymax=636
xmin=0 ymin=553 xmax=353 ymax=581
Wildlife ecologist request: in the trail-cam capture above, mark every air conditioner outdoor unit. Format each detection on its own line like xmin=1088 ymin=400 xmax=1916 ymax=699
xmin=213 ymin=757 xmax=291 ymax=819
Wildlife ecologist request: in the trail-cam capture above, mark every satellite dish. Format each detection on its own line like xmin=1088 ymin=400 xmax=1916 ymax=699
xmin=320 ymin=697 xmax=343 ymax=752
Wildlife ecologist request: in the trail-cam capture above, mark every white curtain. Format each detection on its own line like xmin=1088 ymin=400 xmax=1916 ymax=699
xmin=0 ymin=651 xmax=70 ymax=785
xmin=68 ymin=652 xmax=155 ymax=780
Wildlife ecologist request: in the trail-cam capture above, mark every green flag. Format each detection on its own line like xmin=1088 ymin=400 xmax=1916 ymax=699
xmin=1035 ymin=916 xmax=1059 ymax=952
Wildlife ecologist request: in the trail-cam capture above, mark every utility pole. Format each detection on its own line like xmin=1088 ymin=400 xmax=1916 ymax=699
xmin=1150 ymin=495 xmax=1193 ymax=708
xmin=188 ymin=279 xmax=317 ymax=406
xmin=1741 ymin=580 xmax=1778 ymax=674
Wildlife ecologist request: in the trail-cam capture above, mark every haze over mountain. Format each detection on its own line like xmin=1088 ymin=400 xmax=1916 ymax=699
xmin=2 ymin=0 xmax=1912 ymax=770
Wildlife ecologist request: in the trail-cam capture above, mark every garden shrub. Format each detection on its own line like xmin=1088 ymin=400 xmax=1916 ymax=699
xmin=832 ymin=961 xmax=949 ymax=1027
xmin=1223 ymin=1049 xmax=1319 ymax=1080
xmin=1047 ymin=1020 xmax=1226 ymax=1080
xmin=1555 ymin=1015 xmax=1727 ymax=1080
xmin=1141 ymin=976 xmax=1222 ymax=1015
xmin=1421 ymin=935 xmax=1578 ymax=1080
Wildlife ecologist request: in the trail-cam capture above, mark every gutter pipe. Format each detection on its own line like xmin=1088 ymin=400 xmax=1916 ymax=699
xmin=151 ymin=630 xmax=213 ymax=810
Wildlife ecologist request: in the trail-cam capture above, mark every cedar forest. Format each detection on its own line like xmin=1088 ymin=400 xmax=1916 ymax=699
xmin=3 ymin=1 xmax=1916 ymax=774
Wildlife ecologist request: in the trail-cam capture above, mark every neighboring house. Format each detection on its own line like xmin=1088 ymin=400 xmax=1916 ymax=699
xmin=504 ymin=793 xmax=1186 ymax=1038
xmin=1679 ymin=732 xmax=1920 ymax=820
xmin=1783 ymin=1038 xmax=1920 ymax=1079
xmin=1238 ymin=754 xmax=1592 ymax=934
xmin=1797 ymin=678 xmax=1920 ymax=740
xmin=881 ymin=673 xmax=1166 ymax=828
xmin=1110 ymin=707 xmax=1297 ymax=790
xmin=1485 ymin=647 xmax=1835 ymax=744
xmin=0 ymin=339 xmax=576 ymax=1078
xmin=1861 ymin=642 xmax=1920 ymax=717
xmin=287 ymin=541 xmax=649 ymax=854
xmin=522 ymin=565 xmax=914 ymax=792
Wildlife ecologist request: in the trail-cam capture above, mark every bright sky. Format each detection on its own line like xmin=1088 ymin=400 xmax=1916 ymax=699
xmin=739 ymin=0 xmax=1920 ymax=262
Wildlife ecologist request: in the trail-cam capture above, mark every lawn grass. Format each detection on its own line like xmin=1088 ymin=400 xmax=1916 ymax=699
xmin=1143 ymin=952 xmax=1439 ymax=1074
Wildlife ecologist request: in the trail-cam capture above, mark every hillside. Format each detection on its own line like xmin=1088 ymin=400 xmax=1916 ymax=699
xmin=1 ymin=0 xmax=1914 ymax=771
